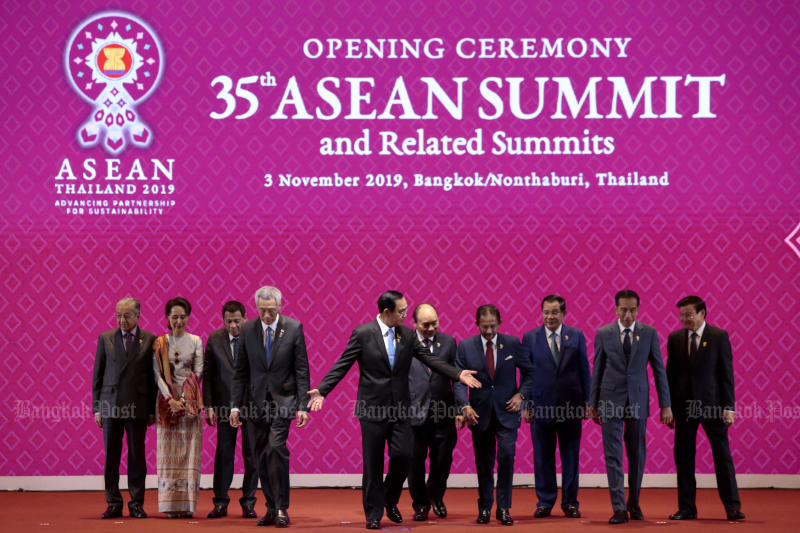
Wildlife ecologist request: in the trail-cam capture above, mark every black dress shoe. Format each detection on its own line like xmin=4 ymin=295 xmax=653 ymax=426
xmin=432 ymin=500 xmax=447 ymax=518
xmin=207 ymin=505 xmax=227 ymax=518
xmin=241 ymin=505 xmax=257 ymax=518
xmin=534 ymin=506 xmax=551 ymax=518
xmin=413 ymin=507 xmax=429 ymax=521
xmin=366 ymin=519 xmax=381 ymax=529
xmin=128 ymin=503 xmax=147 ymax=519
xmin=609 ymin=510 xmax=629 ymax=524
xmin=385 ymin=505 xmax=403 ymax=523
xmin=669 ymin=509 xmax=697 ymax=520
xmin=628 ymin=507 xmax=644 ymax=520
xmin=564 ymin=505 xmax=581 ymax=518
xmin=101 ymin=506 xmax=123 ymax=519
xmin=496 ymin=508 xmax=514 ymax=526
xmin=726 ymin=510 xmax=745 ymax=521
xmin=276 ymin=509 xmax=290 ymax=527
xmin=257 ymin=509 xmax=276 ymax=526
xmin=476 ymin=509 xmax=490 ymax=524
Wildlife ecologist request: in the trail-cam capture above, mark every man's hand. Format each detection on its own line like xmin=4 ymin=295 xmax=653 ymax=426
xmin=455 ymin=415 xmax=466 ymax=430
xmin=147 ymin=414 xmax=156 ymax=427
xmin=522 ymin=408 xmax=533 ymax=424
xmin=94 ymin=414 xmax=103 ymax=428
xmin=505 ymin=393 xmax=523 ymax=413
xmin=205 ymin=407 xmax=217 ymax=426
xmin=307 ymin=389 xmax=324 ymax=411
xmin=296 ymin=411 xmax=309 ymax=428
xmin=587 ymin=406 xmax=601 ymax=425
xmin=458 ymin=370 xmax=482 ymax=388
xmin=661 ymin=406 xmax=674 ymax=426
xmin=722 ymin=410 xmax=735 ymax=427
xmin=229 ymin=410 xmax=242 ymax=428
xmin=462 ymin=406 xmax=479 ymax=426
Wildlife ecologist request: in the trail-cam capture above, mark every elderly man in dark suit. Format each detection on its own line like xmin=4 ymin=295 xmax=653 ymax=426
xmin=203 ymin=300 xmax=259 ymax=519
xmin=230 ymin=286 xmax=310 ymax=527
xmin=522 ymin=294 xmax=591 ymax=519
xmin=92 ymin=297 xmax=156 ymax=519
xmin=588 ymin=289 xmax=673 ymax=524
xmin=308 ymin=291 xmax=480 ymax=530
xmin=384 ymin=303 xmax=461 ymax=522
xmin=666 ymin=295 xmax=744 ymax=522
xmin=455 ymin=304 xmax=534 ymax=526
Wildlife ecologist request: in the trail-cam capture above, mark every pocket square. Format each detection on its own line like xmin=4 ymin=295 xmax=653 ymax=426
xmin=504 ymin=355 xmax=513 ymax=360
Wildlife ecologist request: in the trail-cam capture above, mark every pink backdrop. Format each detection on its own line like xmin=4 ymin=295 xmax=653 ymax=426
xmin=1 ymin=0 xmax=799 ymax=479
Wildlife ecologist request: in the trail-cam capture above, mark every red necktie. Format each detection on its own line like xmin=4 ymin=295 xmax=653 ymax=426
xmin=485 ymin=340 xmax=495 ymax=380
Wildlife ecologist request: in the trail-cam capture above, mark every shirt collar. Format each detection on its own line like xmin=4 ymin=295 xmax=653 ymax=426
xmin=261 ymin=316 xmax=279 ymax=334
xmin=545 ymin=324 xmax=563 ymax=338
xmin=689 ymin=321 xmax=706 ymax=337
xmin=122 ymin=326 xmax=138 ymax=337
xmin=617 ymin=320 xmax=636 ymax=333
xmin=376 ymin=315 xmax=393 ymax=337
xmin=416 ymin=330 xmax=434 ymax=343
xmin=481 ymin=334 xmax=497 ymax=349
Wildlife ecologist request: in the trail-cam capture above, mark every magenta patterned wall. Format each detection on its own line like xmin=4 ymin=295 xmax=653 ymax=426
xmin=1 ymin=0 xmax=799 ymax=479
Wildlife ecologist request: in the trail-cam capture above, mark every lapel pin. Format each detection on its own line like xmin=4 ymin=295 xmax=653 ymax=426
xmin=436 ymin=342 xmax=441 ymax=348
xmin=703 ymin=341 xmax=707 ymax=347
xmin=636 ymin=336 xmax=640 ymax=342
xmin=499 ymin=343 xmax=504 ymax=350
xmin=565 ymin=335 xmax=569 ymax=341
xmin=279 ymin=328 xmax=285 ymax=338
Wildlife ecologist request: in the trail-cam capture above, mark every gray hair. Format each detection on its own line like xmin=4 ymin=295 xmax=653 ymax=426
xmin=117 ymin=297 xmax=141 ymax=316
xmin=254 ymin=286 xmax=282 ymax=307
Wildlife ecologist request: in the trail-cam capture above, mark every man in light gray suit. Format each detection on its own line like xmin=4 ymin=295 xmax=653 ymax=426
xmin=588 ymin=290 xmax=673 ymax=524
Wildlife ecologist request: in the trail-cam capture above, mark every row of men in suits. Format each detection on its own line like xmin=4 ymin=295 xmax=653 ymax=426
xmin=93 ymin=288 xmax=743 ymax=529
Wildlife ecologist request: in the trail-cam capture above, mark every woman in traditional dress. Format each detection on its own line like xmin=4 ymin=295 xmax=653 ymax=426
xmin=153 ymin=297 xmax=204 ymax=518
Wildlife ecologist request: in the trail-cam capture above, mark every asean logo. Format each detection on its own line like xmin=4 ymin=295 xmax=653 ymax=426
xmin=65 ymin=12 xmax=164 ymax=154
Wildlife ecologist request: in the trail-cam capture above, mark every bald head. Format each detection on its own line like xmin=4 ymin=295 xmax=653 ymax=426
xmin=413 ymin=303 xmax=439 ymax=339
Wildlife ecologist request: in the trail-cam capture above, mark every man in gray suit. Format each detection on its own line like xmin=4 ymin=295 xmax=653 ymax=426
xmin=384 ymin=303 xmax=462 ymax=522
xmin=588 ymin=290 xmax=672 ymax=524
xmin=92 ymin=297 xmax=156 ymax=519
xmin=203 ymin=300 xmax=258 ymax=519
xmin=230 ymin=286 xmax=310 ymax=527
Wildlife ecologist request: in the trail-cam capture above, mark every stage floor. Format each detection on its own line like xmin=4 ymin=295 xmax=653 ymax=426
xmin=2 ymin=488 xmax=794 ymax=531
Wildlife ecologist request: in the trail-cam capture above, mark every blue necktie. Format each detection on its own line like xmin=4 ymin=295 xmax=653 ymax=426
xmin=232 ymin=337 xmax=239 ymax=359
xmin=265 ymin=327 xmax=273 ymax=365
xmin=387 ymin=328 xmax=396 ymax=369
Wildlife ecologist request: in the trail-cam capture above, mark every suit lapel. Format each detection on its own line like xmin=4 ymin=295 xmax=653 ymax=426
xmin=267 ymin=317 xmax=283 ymax=370
xmin=476 ymin=335 xmax=492 ymax=379
xmin=223 ymin=334 xmax=235 ymax=366
xmin=556 ymin=328 xmax=569 ymax=373
xmin=115 ymin=329 xmax=130 ymax=377
xmin=372 ymin=320 xmax=391 ymax=370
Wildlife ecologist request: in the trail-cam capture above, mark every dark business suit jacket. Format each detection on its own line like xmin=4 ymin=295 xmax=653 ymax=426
xmin=317 ymin=320 xmax=461 ymax=419
xmin=522 ymin=324 xmax=591 ymax=420
xmin=408 ymin=332 xmax=458 ymax=425
xmin=589 ymin=321 xmax=671 ymax=419
xmin=454 ymin=333 xmax=534 ymax=431
xmin=232 ymin=316 xmax=310 ymax=419
xmin=92 ymin=327 xmax=156 ymax=419
xmin=666 ymin=324 xmax=735 ymax=420
xmin=203 ymin=327 xmax=239 ymax=417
